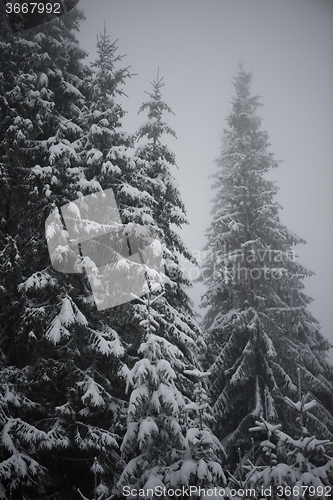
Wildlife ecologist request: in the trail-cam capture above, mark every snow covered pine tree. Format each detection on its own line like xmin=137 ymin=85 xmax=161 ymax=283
xmin=165 ymin=369 xmax=227 ymax=499
xmin=118 ymin=288 xmax=189 ymax=497
xmin=246 ymin=368 xmax=333 ymax=498
xmin=116 ymin=73 xmax=206 ymax=498
xmin=0 ymin=12 xmax=205 ymax=497
xmin=134 ymin=70 xmax=201 ymax=373
xmin=0 ymin=14 xmax=127 ymax=500
xmin=200 ymin=64 xmax=333 ymax=469
xmin=118 ymin=288 xmax=225 ymax=499
xmin=120 ymin=71 xmax=204 ymax=407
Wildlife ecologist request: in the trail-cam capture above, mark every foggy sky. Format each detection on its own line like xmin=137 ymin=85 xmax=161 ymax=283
xmin=75 ymin=0 xmax=333 ymax=359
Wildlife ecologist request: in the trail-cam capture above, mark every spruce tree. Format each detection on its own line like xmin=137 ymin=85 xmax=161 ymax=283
xmin=117 ymin=288 xmax=189 ymax=497
xmin=134 ymin=71 xmax=202 ymax=389
xmin=0 ymin=16 xmax=204 ymax=497
xmin=0 ymin=14 xmax=126 ymax=499
xmin=246 ymin=370 xmax=333 ymax=497
xmin=118 ymin=291 xmax=224 ymax=499
xmin=113 ymin=73 xmax=207 ymax=496
xmin=200 ymin=64 xmax=333 ymax=468
xmin=76 ymin=37 xmax=204 ymax=497
xmin=165 ymin=369 xmax=227 ymax=498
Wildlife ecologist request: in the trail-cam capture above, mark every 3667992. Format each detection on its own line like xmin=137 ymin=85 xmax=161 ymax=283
xmin=5 ymin=2 xmax=62 ymax=14
xmin=276 ymin=485 xmax=332 ymax=497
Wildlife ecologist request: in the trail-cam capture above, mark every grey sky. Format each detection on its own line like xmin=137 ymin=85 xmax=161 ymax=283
xmin=76 ymin=0 xmax=333 ymax=358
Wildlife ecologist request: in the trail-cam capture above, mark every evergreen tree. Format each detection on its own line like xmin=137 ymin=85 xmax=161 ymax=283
xmin=246 ymin=370 xmax=333 ymax=498
xmin=77 ymin=38 xmax=204 ymax=496
xmin=116 ymin=73 xmax=205 ymax=497
xmin=165 ymin=369 xmax=227 ymax=499
xmin=200 ymin=64 xmax=333 ymax=468
xmin=0 ymin=14 xmax=126 ymax=499
xmin=244 ymin=418 xmax=284 ymax=499
xmin=0 ymin=18 xmax=203 ymax=498
xmin=117 ymin=288 xmax=188 ymax=497
xmin=118 ymin=293 xmax=224 ymax=499
xmin=134 ymin=72 xmax=202 ymax=390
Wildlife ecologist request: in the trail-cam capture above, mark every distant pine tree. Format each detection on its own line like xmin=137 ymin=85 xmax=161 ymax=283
xmin=200 ymin=64 xmax=333 ymax=468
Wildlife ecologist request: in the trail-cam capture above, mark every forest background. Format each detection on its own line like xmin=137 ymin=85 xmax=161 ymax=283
xmin=75 ymin=0 xmax=333 ymax=360
xmin=1 ymin=0 xmax=333 ymax=497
